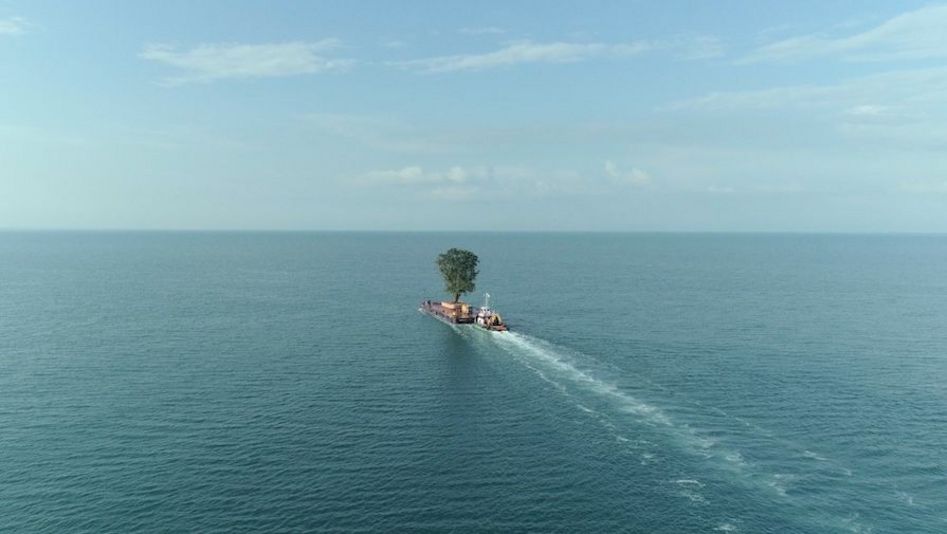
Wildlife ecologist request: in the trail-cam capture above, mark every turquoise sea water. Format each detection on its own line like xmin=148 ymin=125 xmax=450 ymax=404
xmin=1 ymin=232 xmax=945 ymax=532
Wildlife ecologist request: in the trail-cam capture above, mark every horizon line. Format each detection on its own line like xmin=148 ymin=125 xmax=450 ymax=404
xmin=2 ymin=228 xmax=947 ymax=236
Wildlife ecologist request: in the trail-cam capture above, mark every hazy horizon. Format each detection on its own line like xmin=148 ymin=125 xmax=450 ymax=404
xmin=7 ymin=228 xmax=947 ymax=235
xmin=3 ymin=1 xmax=947 ymax=232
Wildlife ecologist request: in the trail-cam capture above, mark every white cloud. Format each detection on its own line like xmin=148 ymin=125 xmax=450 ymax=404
xmin=302 ymin=113 xmax=449 ymax=153
xmin=430 ymin=185 xmax=478 ymax=200
xmin=673 ymin=35 xmax=726 ymax=60
xmin=459 ymin=26 xmax=506 ymax=36
xmin=898 ymin=180 xmax=947 ymax=193
xmin=362 ymin=165 xmax=424 ymax=185
xmin=0 ymin=16 xmax=28 ymax=36
xmin=354 ymin=164 xmax=605 ymax=200
xmin=669 ymin=67 xmax=947 ymax=113
xmin=356 ymin=165 xmax=486 ymax=201
xmin=605 ymin=160 xmax=652 ymax=187
xmin=846 ymin=104 xmax=887 ymax=116
xmin=357 ymin=162 xmax=655 ymax=199
xmin=359 ymin=165 xmax=473 ymax=186
xmin=744 ymin=5 xmax=947 ymax=63
xmin=665 ymin=66 xmax=947 ymax=153
xmin=140 ymin=40 xmax=351 ymax=84
xmin=391 ymin=40 xmax=652 ymax=72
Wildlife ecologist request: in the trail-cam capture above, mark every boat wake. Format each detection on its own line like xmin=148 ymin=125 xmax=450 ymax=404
xmin=484 ymin=331 xmax=877 ymax=532
xmin=495 ymin=332 xmax=673 ymax=427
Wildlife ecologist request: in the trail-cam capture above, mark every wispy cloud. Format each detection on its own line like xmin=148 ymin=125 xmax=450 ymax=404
xmin=0 ymin=16 xmax=28 ymax=36
xmin=744 ymin=5 xmax=947 ymax=63
xmin=846 ymin=104 xmax=887 ymax=116
xmin=669 ymin=67 xmax=947 ymax=113
xmin=140 ymin=40 xmax=351 ymax=84
xmin=355 ymin=165 xmax=487 ymax=201
xmin=355 ymin=162 xmax=654 ymax=201
xmin=459 ymin=26 xmax=506 ymax=36
xmin=673 ymin=35 xmax=726 ymax=60
xmin=302 ymin=113 xmax=449 ymax=153
xmin=359 ymin=165 xmax=472 ymax=186
xmin=898 ymin=180 xmax=947 ymax=194
xmin=605 ymin=161 xmax=652 ymax=187
xmin=390 ymin=40 xmax=652 ymax=72
xmin=658 ymin=65 xmax=947 ymax=187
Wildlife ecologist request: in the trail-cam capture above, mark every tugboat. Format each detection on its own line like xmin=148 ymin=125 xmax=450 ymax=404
xmin=474 ymin=293 xmax=507 ymax=332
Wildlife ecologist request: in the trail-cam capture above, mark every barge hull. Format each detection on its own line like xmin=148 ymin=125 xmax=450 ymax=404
xmin=419 ymin=299 xmax=508 ymax=332
xmin=419 ymin=300 xmax=475 ymax=325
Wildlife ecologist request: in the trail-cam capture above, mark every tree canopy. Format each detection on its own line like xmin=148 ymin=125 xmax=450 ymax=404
xmin=436 ymin=248 xmax=479 ymax=302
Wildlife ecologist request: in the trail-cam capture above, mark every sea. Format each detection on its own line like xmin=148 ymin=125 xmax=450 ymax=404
xmin=1 ymin=232 xmax=945 ymax=533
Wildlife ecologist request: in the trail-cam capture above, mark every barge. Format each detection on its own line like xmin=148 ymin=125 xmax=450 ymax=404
xmin=420 ymin=293 xmax=508 ymax=332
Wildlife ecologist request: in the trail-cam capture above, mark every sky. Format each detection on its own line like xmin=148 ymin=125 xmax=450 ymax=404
xmin=2 ymin=0 xmax=947 ymax=231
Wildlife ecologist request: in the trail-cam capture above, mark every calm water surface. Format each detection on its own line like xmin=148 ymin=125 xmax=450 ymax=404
xmin=1 ymin=232 xmax=945 ymax=532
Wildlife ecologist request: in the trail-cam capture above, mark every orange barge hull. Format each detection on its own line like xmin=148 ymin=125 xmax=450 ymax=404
xmin=419 ymin=300 xmax=475 ymax=324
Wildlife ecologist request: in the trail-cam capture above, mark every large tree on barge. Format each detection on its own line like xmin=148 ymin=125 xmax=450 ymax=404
xmin=437 ymin=248 xmax=478 ymax=302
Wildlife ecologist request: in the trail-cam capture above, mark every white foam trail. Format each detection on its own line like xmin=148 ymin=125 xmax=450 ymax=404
xmin=486 ymin=330 xmax=876 ymax=533
xmin=895 ymin=491 xmax=916 ymax=506
xmin=492 ymin=332 xmax=760 ymax=472
xmin=678 ymin=489 xmax=708 ymax=504
xmin=670 ymin=479 xmax=708 ymax=505
xmin=841 ymin=512 xmax=873 ymax=533
xmin=674 ymin=479 xmax=705 ymax=487
xmin=767 ymin=473 xmax=796 ymax=497
xmin=495 ymin=332 xmax=673 ymax=427
xmin=492 ymin=331 xmax=764 ymax=482
xmin=575 ymin=403 xmax=597 ymax=415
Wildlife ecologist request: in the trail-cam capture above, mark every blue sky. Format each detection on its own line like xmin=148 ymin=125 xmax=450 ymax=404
xmin=2 ymin=0 xmax=946 ymax=231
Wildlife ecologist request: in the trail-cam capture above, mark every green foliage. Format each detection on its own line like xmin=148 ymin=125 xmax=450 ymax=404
xmin=436 ymin=248 xmax=479 ymax=302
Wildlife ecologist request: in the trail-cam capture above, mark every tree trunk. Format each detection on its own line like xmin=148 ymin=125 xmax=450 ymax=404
xmin=453 ymin=292 xmax=460 ymax=302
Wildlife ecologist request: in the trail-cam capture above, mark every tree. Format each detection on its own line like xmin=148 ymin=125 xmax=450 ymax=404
xmin=436 ymin=248 xmax=479 ymax=302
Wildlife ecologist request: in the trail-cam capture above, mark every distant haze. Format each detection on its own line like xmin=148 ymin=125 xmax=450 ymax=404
xmin=2 ymin=1 xmax=946 ymax=232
